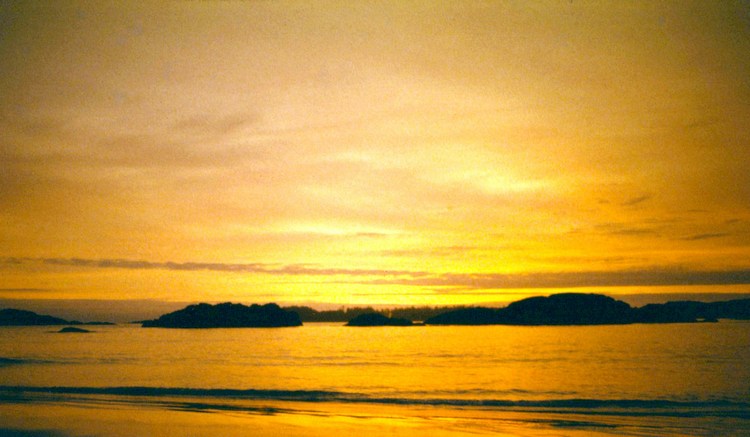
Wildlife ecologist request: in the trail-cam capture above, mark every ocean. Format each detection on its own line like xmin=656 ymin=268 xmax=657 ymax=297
xmin=1 ymin=321 xmax=749 ymax=436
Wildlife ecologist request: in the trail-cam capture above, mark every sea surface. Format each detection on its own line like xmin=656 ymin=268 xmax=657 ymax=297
xmin=1 ymin=321 xmax=749 ymax=436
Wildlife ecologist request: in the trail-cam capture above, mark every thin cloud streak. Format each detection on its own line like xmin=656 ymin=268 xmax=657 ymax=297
xmin=4 ymin=257 xmax=750 ymax=289
xmin=621 ymin=195 xmax=652 ymax=207
xmin=361 ymin=270 xmax=750 ymax=289
xmin=681 ymin=233 xmax=731 ymax=241
xmin=0 ymin=288 xmax=53 ymax=293
xmin=8 ymin=257 xmax=428 ymax=278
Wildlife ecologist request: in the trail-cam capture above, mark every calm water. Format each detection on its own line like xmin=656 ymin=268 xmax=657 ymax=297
xmin=1 ymin=322 xmax=749 ymax=435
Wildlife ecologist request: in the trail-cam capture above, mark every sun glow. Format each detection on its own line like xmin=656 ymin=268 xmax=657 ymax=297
xmin=1 ymin=1 xmax=749 ymax=307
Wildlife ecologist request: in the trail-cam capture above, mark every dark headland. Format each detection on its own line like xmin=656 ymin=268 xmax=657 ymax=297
xmin=0 ymin=308 xmax=73 ymax=326
xmin=346 ymin=313 xmax=413 ymax=326
xmin=141 ymin=302 xmax=302 ymax=328
xmin=0 ymin=308 xmax=112 ymax=326
xmin=424 ymin=293 xmax=750 ymax=325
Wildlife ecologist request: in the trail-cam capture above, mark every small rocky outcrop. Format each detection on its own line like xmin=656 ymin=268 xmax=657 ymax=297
xmin=346 ymin=313 xmax=413 ymax=326
xmin=58 ymin=326 xmax=91 ymax=333
xmin=141 ymin=302 xmax=302 ymax=328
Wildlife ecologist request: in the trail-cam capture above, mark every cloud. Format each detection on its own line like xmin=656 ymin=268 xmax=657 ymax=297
xmin=681 ymin=232 xmax=731 ymax=241
xmin=5 ymin=257 xmax=749 ymax=290
xmin=0 ymin=288 xmax=53 ymax=293
xmin=172 ymin=113 xmax=259 ymax=137
xmin=361 ymin=269 xmax=750 ymax=290
xmin=6 ymin=257 xmax=428 ymax=278
xmin=580 ymin=222 xmax=663 ymax=238
xmin=380 ymin=246 xmax=478 ymax=258
xmin=604 ymin=227 xmax=660 ymax=237
xmin=620 ymin=195 xmax=652 ymax=207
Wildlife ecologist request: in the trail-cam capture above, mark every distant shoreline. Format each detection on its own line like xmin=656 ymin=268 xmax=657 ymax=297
xmin=4 ymin=293 xmax=749 ymax=328
xmin=2 ymin=292 xmax=750 ymax=323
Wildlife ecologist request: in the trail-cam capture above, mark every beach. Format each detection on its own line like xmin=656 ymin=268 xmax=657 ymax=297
xmin=3 ymin=392 xmax=732 ymax=437
xmin=1 ymin=322 xmax=749 ymax=436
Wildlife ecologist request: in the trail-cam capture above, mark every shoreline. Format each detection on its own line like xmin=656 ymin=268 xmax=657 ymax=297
xmin=1 ymin=391 xmax=746 ymax=437
xmin=0 ymin=399 xmax=645 ymax=437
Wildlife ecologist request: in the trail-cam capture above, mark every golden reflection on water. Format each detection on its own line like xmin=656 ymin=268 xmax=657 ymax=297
xmin=1 ymin=322 xmax=749 ymax=436
xmin=1 ymin=323 xmax=748 ymax=400
xmin=0 ymin=397 xmax=638 ymax=437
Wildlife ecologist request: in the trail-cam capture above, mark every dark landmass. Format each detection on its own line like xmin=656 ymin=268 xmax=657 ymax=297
xmin=141 ymin=302 xmax=302 ymax=328
xmin=5 ymin=294 xmax=748 ymax=323
xmin=0 ymin=308 xmax=80 ymax=326
xmin=4 ymin=294 xmax=750 ymax=329
xmin=503 ymin=293 xmax=633 ymax=325
xmin=346 ymin=313 xmax=413 ymax=326
xmin=425 ymin=293 xmax=750 ymax=325
xmin=0 ymin=298 xmax=196 ymax=324
xmin=424 ymin=307 xmax=505 ymax=325
xmin=709 ymin=298 xmax=750 ymax=319
xmin=633 ymin=299 xmax=750 ymax=323
xmin=283 ymin=305 xmax=461 ymax=322
xmin=284 ymin=305 xmax=377 ymax=322
xmin=57 ymin=326 xmax=91 ymax=333
xmin=0 ymin=308 xmax=113 ymax=326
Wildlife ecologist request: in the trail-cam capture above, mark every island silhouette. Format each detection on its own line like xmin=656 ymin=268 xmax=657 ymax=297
xmin=2 ymin=293 xmax=749 ymax=328
xmin=0 ymin=308 xmax=73 ymax=326
xmin=57 ymin=326 xmax=91 ymax=333
xmin=346 ymin=313 xmax=413 ymax=326
xmin=0 ymin=308 xmax=112 ymax=326
xmin=141 ymin=302 xmax=302 ymax=328
xmin=424 ymin=293 xmax=749 ymax=325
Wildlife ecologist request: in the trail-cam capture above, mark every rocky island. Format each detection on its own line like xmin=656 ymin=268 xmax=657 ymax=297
xmin=346 ymin=313 xmax=413 ymax=326
xmin=141 ymin=302 xmax=302 ymax=328
xmin=425 ymin=293 xmax=750 ymax=325
xmin=57 ymin=326 xmax=91 ymax=333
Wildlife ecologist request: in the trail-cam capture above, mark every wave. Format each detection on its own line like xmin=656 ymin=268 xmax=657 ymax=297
xmin=0 ymin=357 xmax=27 ymax=366
xmin=0 ymin=386 xmax=338 ymax=401
xmin=1 ymin=385 xmax=748 ymax=419
xmin=0 ymin=357 xmax=54 ymax=366
xmin=0 ymin=356 xmax=139 ymax=366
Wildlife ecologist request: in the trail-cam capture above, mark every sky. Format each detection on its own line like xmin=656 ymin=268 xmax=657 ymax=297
xmin=1 ymin=1 xmax=750 ymax=309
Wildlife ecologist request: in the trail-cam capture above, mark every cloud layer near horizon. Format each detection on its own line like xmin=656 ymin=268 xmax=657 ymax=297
xmin=4 ymin=257 xmax=750 ymax=292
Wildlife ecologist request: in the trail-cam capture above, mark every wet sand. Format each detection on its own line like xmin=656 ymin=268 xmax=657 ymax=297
xmin=0 ymin=397 xmax=637 ymax=437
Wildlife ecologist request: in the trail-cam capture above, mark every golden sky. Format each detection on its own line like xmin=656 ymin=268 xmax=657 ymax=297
xmin=1 ymin=1 xmax=749 ymax=306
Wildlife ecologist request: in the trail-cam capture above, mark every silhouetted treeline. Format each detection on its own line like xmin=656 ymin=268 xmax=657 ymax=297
xmin=346 ymin=313 xmax=413 ymax=326
xmin=283 ymin=305 xmax=466 ymax=322
xmin=635 ymin=299 xmax=750 ymax=323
